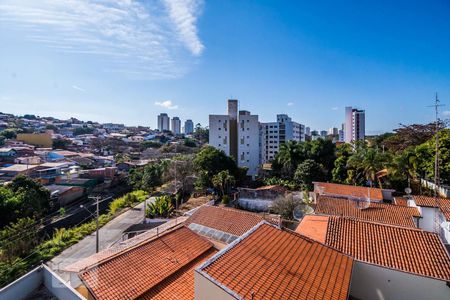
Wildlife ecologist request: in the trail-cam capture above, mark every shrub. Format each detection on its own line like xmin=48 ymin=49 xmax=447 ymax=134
xmin=146 ymin=195 xmax=174 ymax=218
xmin=221 ymin=195 xmax=230 ymax=205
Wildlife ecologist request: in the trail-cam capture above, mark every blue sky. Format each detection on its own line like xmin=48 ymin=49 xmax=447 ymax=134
xmin=1 ymin=0 xmax=449 ymax=134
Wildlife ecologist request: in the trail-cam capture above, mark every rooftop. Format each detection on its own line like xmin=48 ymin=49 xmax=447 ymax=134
xmin=412 ymin=195 xmax=442 ymax=207
xmin=80 ymin=226 xmax=214 ymax=300
xmin=313 ymin=182 xmax=385 ymax=201
xmin=315 ymin=196 xmax=420 ymax=228
xmin=185 ymin=205 xmax=278 ymax=237
xmin=297 ymin=216 xmax=450 ymax=281
xmin=0 ymin=164 xmax=39 ymax=172
xmin=199 ymin=223 xmax=353 ymax=300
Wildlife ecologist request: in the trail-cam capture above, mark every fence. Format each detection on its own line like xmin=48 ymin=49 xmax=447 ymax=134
xmin=420 ymin=179 xmax=450 ymax=198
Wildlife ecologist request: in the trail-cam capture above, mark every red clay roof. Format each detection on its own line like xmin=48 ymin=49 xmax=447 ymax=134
xmin=295 ymin=215 xmax=329 ymax=243
xmin=438 ymin=198 xmax=450 ymax=221
xmin=315 ymin=196 xmax=420 ymax=228
xmin=323 ymin=217 xmax=450 ymax=281
xmin=314 ymin=182 xmax=384 ymax=201
xmin=80 ymin=226 xmax=214 ymax=300
xmin=200 ymin=223 xmax=353 ymax=300
xmin=185 ymin=205 xmax=278 ymax=237
xmin=139 ymin=249 xmax=217 ymax=300
xmin=411 ymin=195 xmax=441 ymax=207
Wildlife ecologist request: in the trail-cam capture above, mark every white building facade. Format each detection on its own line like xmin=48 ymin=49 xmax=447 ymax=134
xmin=344 ymin=106 xmax=365 ymax=143
xmin=209 ymin=100 xmax=260 ymax=176
xmin=260 ymin=114 xmax=305 ymax=164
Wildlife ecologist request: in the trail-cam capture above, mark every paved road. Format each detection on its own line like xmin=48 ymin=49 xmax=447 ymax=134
xmin=49 ymin=198 xmax=154 ymax=280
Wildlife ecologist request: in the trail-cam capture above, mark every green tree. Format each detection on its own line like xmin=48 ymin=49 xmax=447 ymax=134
xmin=52 ymin=138 xmax=70 ymax=149
xmin=193 ymin=146 xmax=239 ymax=188
xmin=347 ymin=147 xmax=390 ymax=188
xmin=0 ymin=175 xmax=50 ymax=226
xmin=0 ymin=129 xmax=17 ymax=139
xmin=272 ymin=141 xmax=305 ymax=178
xmin=192 ymin=123 xmax=209 ymax=143
xmin=294 ymin=159 xmax=326 ymax=191
xmin=212 ymin=170 xmax=235 ymax=196
xmin=0 ymin=218 xmax=39 ymax=259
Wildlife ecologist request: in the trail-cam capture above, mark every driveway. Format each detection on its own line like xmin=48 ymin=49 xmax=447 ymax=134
xmin=49 ymin=197 xmax=154 ymax=280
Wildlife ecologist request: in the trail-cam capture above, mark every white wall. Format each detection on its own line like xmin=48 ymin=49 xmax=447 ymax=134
xmin=238 ymin=114 xmax=259 ymax=176
xmin=209 ymin=115 xmax=230 ymax=156
xmin=417 ymin=206 xmax=437 ymax=232
xmin=350 ymin=262 xmax=450 ymax=300
xmin=194 ymin=271 xmax=237 ymax=300
xmin=0 ymin=265 xmax=84 ymax=300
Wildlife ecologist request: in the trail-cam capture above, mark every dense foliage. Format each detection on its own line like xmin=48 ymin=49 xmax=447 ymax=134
xmin=0 ymin=175 xmax=50 ymax=227
xmin=268 ymin=125 xmax=450 ymax=191
xmin=146 ymin=195 xmax=174 ymax=218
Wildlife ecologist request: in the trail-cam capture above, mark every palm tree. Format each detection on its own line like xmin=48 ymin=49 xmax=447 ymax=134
xmin=274 ymin=141 xmax=303 ymax=178
xmin=212 ymin=170 xmax=235 ymax=197
xmin=390 ymin=148 xmax=417 ymax=188
xmin=348 ymin=147 xmax=389 ymax=188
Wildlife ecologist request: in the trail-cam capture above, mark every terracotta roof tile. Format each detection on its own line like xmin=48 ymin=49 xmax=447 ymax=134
xmin=200 ymin=223 xmax=353 ymax=300
xmin=411 ymin=195 xmax=441 ymax=207
xmin=315 ymin=196 xmax=420 ymax=228
xmin=314 ymin=182 xmax=384 ymax=201
xmin=185 ymin=205 xmax=278 ymax=237
xmin=139 ymin=249 xmax=217 ymax=300
xmin=295 ymin=215 xmax=329 ymax=243
xmin=438 ymin=198 xmax=450 ymax=221
xmin=324 ymin=217 xmax=450 ymax=281
xmin=80 ymin=226 xmax=214 ymax=300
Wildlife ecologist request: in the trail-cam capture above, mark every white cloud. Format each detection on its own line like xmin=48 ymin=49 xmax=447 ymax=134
xmin=72 ymin=85 xmax=86 ymax=92
xmin=0 ymin=0 xmax=205 ymax=79
xmin=331 ymin=107 xmax=339 ymax=110
xmin=287 ymin=102 xmax=294 ymax=106
xmin=162 ymin=0 xmax=204 ymax=56
xmin=442 ymin=110 xmax=450 ymax=117
xmin=155 ymin=100 xmax=178 ymax=110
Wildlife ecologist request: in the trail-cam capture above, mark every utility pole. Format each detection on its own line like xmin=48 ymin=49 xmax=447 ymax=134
xmin=83 ymin=195 xmax=101 ymax=253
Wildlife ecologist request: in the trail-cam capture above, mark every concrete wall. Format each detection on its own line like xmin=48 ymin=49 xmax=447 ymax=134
xmin=237 ymin=114 xmax=259 ymax=176
xmin=194 ymin=271 xmax=238 ymax=300
xmin=417 ymin=206 xmax=436 ymax=232
xmin=0 ymin=265 xmax=84 ymax=300
xmin=209 ymin=115 xmax=230 ymax=156
xmin=350 ymin=262 xmax=450 ymax=300
xmin=238 ymin=198 xmax=272 ymax=212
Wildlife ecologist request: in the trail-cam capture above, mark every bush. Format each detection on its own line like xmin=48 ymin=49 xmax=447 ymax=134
xmin=221 ymin=195 xmax=230 ymax=205
xmin=146 ymin=195 xmax=174 ymax=218
xmin=109 ymin=190 xmax=148 ymax=215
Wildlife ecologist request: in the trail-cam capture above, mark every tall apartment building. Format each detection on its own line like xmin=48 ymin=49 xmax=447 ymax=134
xmin=260 ymin=114 xmax=305 ymax=164
xmin=157 ymin=113 xmax=170 ymax=132
xmin=328 ymin=127 xmax=338 ymax=136
xmin=171 ymin=117 xmax=181 ymax=134
xmin=344 ymin=107 xmax=365 ymax=143
xmin=184 ymin=119 xmax=194 ymax=135
xmin=209 ymin=100 xmax=260 ymax=176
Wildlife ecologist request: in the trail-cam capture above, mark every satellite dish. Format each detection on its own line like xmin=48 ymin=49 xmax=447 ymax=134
xmin=293 ymin=203 xmax=314 ymax=220
xmin=350 ymin=196 xmax=370 ymax=210
xmin=404 ymin=187 xmax=412 ymax=195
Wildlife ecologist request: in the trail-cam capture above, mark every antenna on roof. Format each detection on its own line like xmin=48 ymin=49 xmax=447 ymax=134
xmin=293 ymin=203 xmax=314 ymax=220
xmin=427 ymin=92 xmax=445 ymax=234
xmin=350 ymin=193 xmax=370 ymax=210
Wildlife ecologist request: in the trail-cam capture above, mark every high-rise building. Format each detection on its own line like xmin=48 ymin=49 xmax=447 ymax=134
xmin=184 ymin=119 xmax=194 ymax=135
xmin=305 ymin=127 xmax=311 ymax=136
xmin=328 ymin=127 xmax=338 ymax=136
xmin=157 ymin=113 xmax=170 ymax=131
xmin=320 ymin=130 xmax=327 ymax=137
xmin=209 ymin=99 xmax=260 ymax=176
xmin=260 ymin=114 xmax=305 ymax=164
xmin=171 ymin=117 xmax=181 ymax=134
xmin=345 ymin=107 xmax=365 ymax=143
